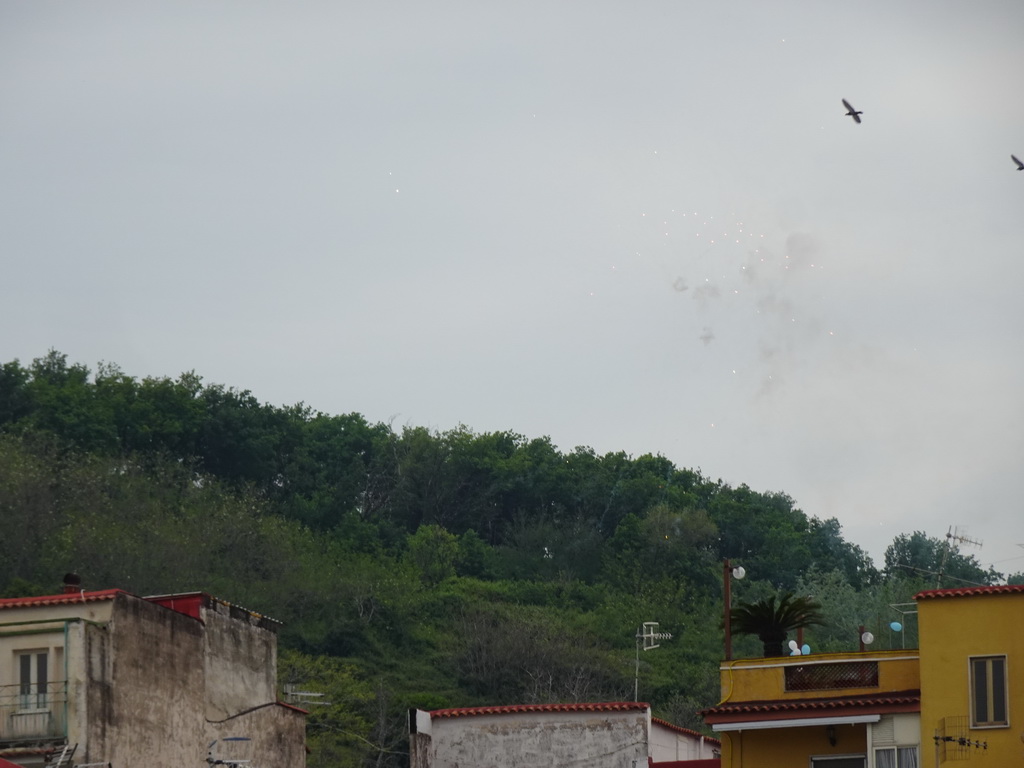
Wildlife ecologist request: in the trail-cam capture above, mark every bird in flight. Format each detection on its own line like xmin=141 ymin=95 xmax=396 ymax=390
xmin=842 ymin=99 xmax=862 ymax=124
xmin=1012 ymin=154 xmax=1024 ymax=171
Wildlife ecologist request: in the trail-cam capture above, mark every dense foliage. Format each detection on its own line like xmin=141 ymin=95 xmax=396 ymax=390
xmin=0 ymin=351 xmax=1012 ymax=767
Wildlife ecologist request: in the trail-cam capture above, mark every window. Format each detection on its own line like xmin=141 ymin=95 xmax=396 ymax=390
xmin=875 ymin=746 xmax=919 ymax=768
xmin=970 ymin=655 xmax=1007 ymax=727
xmin=17 ymin=651 xmax=48 ymax=710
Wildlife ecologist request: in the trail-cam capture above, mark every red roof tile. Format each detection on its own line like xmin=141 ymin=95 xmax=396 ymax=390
xmin=701 ymin=690 xmax=920 ymax=724
xmin=915 ymin=584 xmax=1024 ymax=600
xmin=0 ymin=589 xmax=126 ymax=610
xmin=430 ymin=702 xmax=649 ymax=718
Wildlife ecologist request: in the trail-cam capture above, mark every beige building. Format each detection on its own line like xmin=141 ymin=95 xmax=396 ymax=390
xmin=409 ymin=701 xmax=720 ymax=768
xmin=0 ymin=581 xmax=305 ymax=767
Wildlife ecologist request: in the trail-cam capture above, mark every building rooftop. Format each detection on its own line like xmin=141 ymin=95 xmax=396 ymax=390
xmin=915 ymin=583 xmax=1024 ymax=600
xmin=701 ymin=690 xmax=920 ymax=724
xmin=0 ymin=588 xmax=126 ymax=610
xmin=429 ymin=701 xmax=649 ymax=719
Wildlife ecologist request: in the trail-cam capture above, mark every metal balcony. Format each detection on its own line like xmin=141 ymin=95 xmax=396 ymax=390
xmin=0 ymin=681 xmax=67 ymax=744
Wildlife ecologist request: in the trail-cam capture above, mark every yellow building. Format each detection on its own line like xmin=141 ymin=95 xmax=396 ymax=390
xmin=702 ymin=650 xmax=921 ymax=768
xmin=702 ymin=583 xmax=1024 ymax=768
xmin=917 ymin=584 xmax=1024 ymax=766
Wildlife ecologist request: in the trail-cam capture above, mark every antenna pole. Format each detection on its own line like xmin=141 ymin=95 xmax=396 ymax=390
xmin=937 ymin=526 xmax=984 ymax=588
xmin=723 ymin=559 xmax=733 ymax=661
xmin=634 ymin=629 xmax=640 ymax=701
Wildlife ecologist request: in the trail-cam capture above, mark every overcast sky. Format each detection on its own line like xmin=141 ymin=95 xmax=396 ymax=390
xmin=3 ymin=1 xmax=1023 ymax=577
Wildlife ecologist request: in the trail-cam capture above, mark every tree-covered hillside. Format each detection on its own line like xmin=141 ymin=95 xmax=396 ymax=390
xmin=0 ymin=351 xmax=1008 ymax=767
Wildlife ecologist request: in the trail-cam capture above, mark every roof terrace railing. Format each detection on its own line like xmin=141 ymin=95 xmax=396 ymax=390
xmin=0 ymin=681 xmax=67 ymax=743
xmin=784 ymin=660 xmax=879 ymax=692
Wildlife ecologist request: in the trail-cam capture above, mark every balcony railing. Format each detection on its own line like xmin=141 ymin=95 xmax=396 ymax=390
xmin=785 ymin=661 xmax=879 ymax=692
xmin=0 ymin=681 xmax=67 ymax=743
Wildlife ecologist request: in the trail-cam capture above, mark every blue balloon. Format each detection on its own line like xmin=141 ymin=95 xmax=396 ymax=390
xmin=890 ymin=621 xmax=903 ymax=632
xmin=801 ymin=643 xmax=811 ymax=655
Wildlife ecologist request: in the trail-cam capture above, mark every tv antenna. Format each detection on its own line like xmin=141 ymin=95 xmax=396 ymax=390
xmin=634 ymin=622 xmax=672 ymax=701
xmin=936 ymin=526 xmax=982 ymax=588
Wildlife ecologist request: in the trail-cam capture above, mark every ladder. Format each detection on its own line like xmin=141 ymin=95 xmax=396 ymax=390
xmin=48 ymin=743 xmax=76 ymax=767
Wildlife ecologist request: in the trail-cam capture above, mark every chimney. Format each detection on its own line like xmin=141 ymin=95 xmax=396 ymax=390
xmin=62 ymin=573 xmax=82 ymax=594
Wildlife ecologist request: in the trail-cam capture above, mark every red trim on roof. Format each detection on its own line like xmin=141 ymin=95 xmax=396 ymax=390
xmin=915 ymin=584 xmax=1024 ymax=600
xmin=651 ymin=717 xmax=721 ymax=746
xmin=701 ymin=690 xmax=920 ymax=724
xmin=0 ymin=757 xmax=24 ymax=768
xmin=146 ymin=592 xmax=207 ymax=620
xmin=0 ymin=589 xmax=126 ymax=610
xmin=430 ymin=702 xmax=650 ymax=718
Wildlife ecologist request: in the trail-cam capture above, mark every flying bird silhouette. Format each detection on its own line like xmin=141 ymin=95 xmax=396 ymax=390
xmin=842 ymin=99 xmax=862 ymax=124
xmin=1012 ymin=154 xmax=1024 ymax=171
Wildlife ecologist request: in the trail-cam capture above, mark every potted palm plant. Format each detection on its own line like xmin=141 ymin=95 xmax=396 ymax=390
xmin=730 ymin=592 xmax=825 ymax=657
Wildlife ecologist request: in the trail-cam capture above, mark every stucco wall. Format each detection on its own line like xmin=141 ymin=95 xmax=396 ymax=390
xmin=82 ymin=593 xmax=206 ymax=766
xmin=208 ymin=703 xmax=308 ymax=768
xmin=200 ymin=599 xmax=277 ymax=721
xmin=720 ymin=722 xmax=867 ymax=768
xmin=718 ymin=650 xmax=920 ymax=704
xmin=424 ymin=710 xmax=649 ymax=768
xmin=649 ymin=722 xmax=718 ymax=761
xmin=918 ymin=591 xmax=1024 ymax=765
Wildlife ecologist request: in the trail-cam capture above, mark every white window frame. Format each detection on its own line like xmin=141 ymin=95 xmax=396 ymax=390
xmin=873 ymin=745 xmax=919 ymax=768
xmin=16 ymin=650 xmax=49 ymax=711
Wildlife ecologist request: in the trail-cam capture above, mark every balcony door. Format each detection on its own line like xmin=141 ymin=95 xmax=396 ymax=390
xmin=18 ymin=651 xmax=48 ymax=710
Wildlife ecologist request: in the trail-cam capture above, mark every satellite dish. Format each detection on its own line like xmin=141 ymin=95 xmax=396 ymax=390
xmin=890 ymin=621 xmax=903 ymax=632
xmin=861 ymin=631 xmax=875 ymax=645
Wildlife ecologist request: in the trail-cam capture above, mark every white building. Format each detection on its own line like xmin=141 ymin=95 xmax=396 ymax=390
xmin=409 ymin=701 xmax=720 ymax=768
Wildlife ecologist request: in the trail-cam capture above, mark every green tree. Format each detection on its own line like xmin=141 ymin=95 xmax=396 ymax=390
xmin=794 ymin=568 xmax=876 ymax=652
xmin=883 ymin=531 xmax=1000 ymax=587
xmin=0 ymin=359 xmax=31 ymax=426
xmin=406 ymin=525 xmax=459 ymax=586
xmin=277 ymin=648 xmax=376 ymax=768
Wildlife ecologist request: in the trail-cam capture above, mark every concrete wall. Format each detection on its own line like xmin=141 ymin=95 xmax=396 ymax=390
xmin=417 ymin=709 xmax=650 ymax=768
xmin=208 ymin=702 xmax=308 ymax=768
xmin=649 ymin=721 xmax=718 ymax=761
xmin=718 ymin=650 xmax=920 ymax=705
xmin=83 ymin=592 xmax=207 ymax=766
xmin=200 ymin=598 xmax=277 ymax=721
xmin=719 ymin=722 xmax=867 ymax=768
xmin=0 ymin=591 xmax=305 ymax=768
